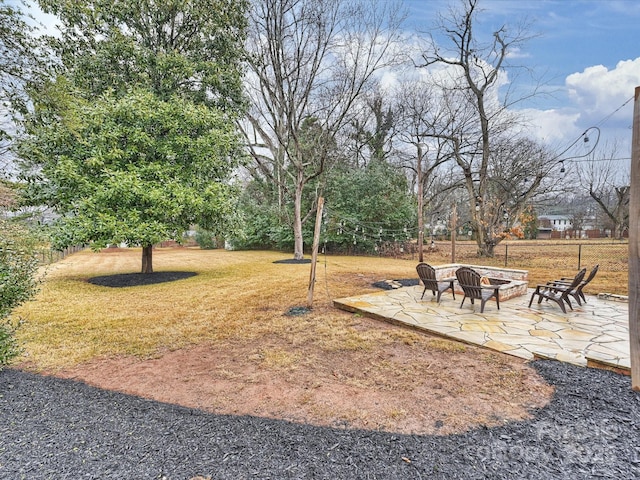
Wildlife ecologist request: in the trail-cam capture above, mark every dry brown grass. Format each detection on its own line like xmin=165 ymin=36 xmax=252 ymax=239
xmin=14 ymin=246 xmax=564 ymax=434
xmin=14 ymin=248 xmax=420 ymax=370
xmin=419 ymin=239 xmax=627 ymax=295
xmin=14 ymin=243 xmax=625 ymax=372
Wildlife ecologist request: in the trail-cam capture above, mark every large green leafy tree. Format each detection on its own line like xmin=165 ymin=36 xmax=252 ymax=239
xmin=19 ymin=0 xmax=247 ymax=272
xmin=38 ymin=0 xmax=247 ymax=109
xmin=20 ymin=89 xmax=241 ymax=273
xmin=0 ymin=0 xmax=42 ymax=168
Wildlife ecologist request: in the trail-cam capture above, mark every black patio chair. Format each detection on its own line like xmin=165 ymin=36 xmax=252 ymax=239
xmin=455 ymin=267 xmax=500 ymax=313
xmin=416 ymin=263 xmax=455 ymax=303
xmin=547 ymin=264 xmax=599 ymax=306
xmin=528 ymin=268 xmax=586 ymax=313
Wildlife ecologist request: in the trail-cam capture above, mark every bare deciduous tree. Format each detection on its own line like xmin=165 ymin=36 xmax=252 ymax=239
xmin=578 ymin=141 xmax=630 ymax=238
xmin=392 ymin=79 xmax=460 ymax=261
xmin=418 ymin=0 xmax=558 ymax=256
xmin=241 ymin=0 xmax=405 ymax=259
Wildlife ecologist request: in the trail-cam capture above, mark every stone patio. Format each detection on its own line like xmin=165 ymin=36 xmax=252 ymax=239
xmin=334 ymin=285 xmax=630 ymax=373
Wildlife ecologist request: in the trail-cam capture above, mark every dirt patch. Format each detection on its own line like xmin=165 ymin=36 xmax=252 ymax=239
xmin=55 ymin=315 xmax=553 ymax=436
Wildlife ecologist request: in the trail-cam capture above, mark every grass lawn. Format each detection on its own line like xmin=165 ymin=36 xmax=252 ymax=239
xmin=15 ymin=248 xmax=421 ymax=369
xmin=9 ymin=245 xmax=622 ymax=434
xmin=15 ymin=244 xmax=626 ymax=370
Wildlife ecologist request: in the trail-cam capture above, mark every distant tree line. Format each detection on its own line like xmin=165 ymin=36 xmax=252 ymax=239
xmin=1 ymin=0 xmax=630 ymax=276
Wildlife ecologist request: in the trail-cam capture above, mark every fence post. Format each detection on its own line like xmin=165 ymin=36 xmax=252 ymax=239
xmin=504 ymin=244 xmax=508 ymax=267
xmin=578 ymin=244 xmax=582 ymax=269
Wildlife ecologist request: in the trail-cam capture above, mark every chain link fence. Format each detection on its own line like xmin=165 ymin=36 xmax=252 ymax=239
xmin=420 ymin=240 xmax=628 ymax=295
xmin=429 ymin=241 xmax=627 ymax=272
xmin=499 ymin=242 xmax=628 ymax=272
xmin=37 ymin=245 xmax=85 ymax=265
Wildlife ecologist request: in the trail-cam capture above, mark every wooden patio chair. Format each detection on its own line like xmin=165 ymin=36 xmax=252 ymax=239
xmin=455 ymin=267 xmax=500 ymax=313
xmin=528 ymin=268 xmax=586 ymax=314
xmin=546 ymin=264 xmax=599 ymax=306
xmin=416 ymin=262 xmax=455 ymax=303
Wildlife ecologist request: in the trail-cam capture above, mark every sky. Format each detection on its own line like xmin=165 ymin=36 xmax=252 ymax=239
xmin=18 ymin=0 xmax=640 ymax=166
xmin=404 ymin=0 xmax=640 ymax=165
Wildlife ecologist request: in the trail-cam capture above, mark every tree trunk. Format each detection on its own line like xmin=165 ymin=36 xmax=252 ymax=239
xmin=141 ymin=244 xmax=153 ymax=273
xmin=417 ymin=144 xmax=424 ymax=263
xmin=292 ymin=181 xmax=305 ymax=260
xmin=481 ymin=241 xmax=496 ymax=257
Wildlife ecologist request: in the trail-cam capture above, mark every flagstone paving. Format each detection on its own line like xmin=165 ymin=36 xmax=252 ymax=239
xmin=334 ymin=286 xmax=630 ymax=373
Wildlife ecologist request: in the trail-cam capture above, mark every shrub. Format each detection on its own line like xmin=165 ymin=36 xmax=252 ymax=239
xmin=195 ymin=228 xmax=220 ymax=249
xmin=0 ymin=320 xmax=22 ymax=367
xmin=0 ymin=219 xmax=40 ymax=368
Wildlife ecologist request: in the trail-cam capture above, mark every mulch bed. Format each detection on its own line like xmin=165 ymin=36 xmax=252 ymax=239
xmin=372 ymin=278 xmax=419 ymax=290
xmin=273 ymin=258 xmax=312 ymax=264
xmin=88 ymin=271 xmax=197 ymax=287
xmin=2 ymin=360 xmax=638 ymax=479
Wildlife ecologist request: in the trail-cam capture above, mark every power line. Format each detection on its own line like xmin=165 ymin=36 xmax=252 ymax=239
xmin=568 ymin=156 xmax=631 ymax=163
xmin=595 ymin=96 xmax=634 ymax=128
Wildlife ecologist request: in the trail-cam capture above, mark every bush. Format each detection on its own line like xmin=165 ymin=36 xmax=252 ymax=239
xmin=0 ymin=320 xmax=22 ymax=367
xmin=0 ymin=219 xmax=40 ymax=369
xmin=195 ymin=228 xmax=220 ymax=249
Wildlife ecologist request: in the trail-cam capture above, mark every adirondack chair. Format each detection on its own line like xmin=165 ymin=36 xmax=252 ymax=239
xmin=416 ymin=263 xmax=455 ymax=303
xmin=547 ymin=264 xmax=599 ymax=306
xmin=528 ymin=268 xmax=587 ymax=313
xmin=455 ymin=267 xmax=500 ymax=313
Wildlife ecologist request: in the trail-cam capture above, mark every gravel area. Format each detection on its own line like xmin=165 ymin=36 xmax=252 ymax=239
xmin=1 ymin=360 xmax=639 ymax=479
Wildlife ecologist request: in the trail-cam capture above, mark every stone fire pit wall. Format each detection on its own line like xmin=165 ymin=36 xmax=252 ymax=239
xmin=433 ymin=264 xmax=529 ymax=302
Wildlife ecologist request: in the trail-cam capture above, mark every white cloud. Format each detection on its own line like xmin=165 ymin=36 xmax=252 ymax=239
xmin=521 ymin=108 xmax=581 ymax=145
xmin=520 ymin=58 xmax=639 ymax=155
xmin=565 ymin=58 xmax=640 ymax=124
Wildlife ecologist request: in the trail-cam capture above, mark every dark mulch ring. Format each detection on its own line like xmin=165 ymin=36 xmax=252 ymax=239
xmin=273 ymin=258 xmax=312 ymax=264
xmin=373 ymin=278 xmax=420 ymax=290
xmin=88 ymin=271 xmax=197 ymax=287
xmin=2 ymin=360 xmax=639 ymax=479
xmin=285 ymin=306 xmax=312 ymax=316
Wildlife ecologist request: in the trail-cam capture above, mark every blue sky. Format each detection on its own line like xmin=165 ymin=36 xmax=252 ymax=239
xmin=405 ymin=0 xmax=640 ymax=159
xmin=20 ymin=0 xmax=640 ymax=161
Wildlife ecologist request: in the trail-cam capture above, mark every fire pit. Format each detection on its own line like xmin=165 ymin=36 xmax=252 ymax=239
xmin=432 ymin=264 xmax=529 ymax=301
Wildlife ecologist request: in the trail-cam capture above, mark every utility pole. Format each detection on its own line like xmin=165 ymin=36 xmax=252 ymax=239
xmin=630 ymin=86 xmax=640 ymax=390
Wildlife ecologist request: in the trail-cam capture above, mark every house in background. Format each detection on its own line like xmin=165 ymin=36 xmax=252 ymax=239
xmin=539 ymin=214 xmax=572 ymax=232
xmin=538 ymin=213 xmax=601 ymax=239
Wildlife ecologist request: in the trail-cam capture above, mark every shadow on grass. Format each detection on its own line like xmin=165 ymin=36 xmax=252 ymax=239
xmin=88 ymin=271 xmax=197 ymax=288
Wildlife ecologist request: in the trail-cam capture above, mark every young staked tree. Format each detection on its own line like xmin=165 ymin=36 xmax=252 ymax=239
xmin=242 ymin=0 xmax=406 ymax=260
xmin=418 ymin=0 xmax=559 ymax=256
xmin=18 ymin=0 xmax=247 ymax=273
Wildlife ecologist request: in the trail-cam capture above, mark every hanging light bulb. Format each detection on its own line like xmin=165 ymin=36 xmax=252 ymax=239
xmin=560 ymin=161 xmax=565 ymax=173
